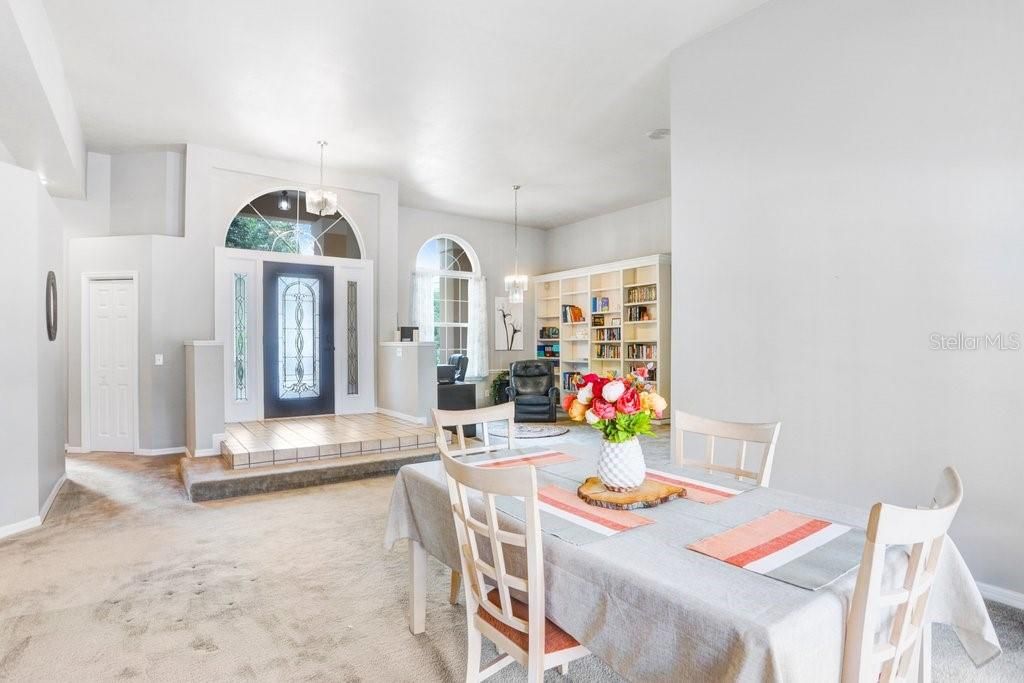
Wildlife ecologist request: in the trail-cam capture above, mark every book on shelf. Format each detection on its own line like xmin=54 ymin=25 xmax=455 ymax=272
xmin=629 ymin=364 xmax=657 ymax=381
xmin=539 ymin=326 xmax=560 ymax=339
xmin=626 ymin=305 xmax=654 ymax=322
xmin=561 ymin=304 xmax=585 ymax=323
xmin=562 ymin=371 xmax=582 ymax=391
xmin=592 ymin=314 xmax=605 ymax=327
xmin=626 ymin=284 xmax=657 ymax=303
xmin=591 ymin=296 xmax=611 ymax=313
xmin=593 ymin=328 xmax=621 ymax=341
xmin=626 ymin=342 xmax=657 ymax=360
xmin=536 ymin=343 xmax=560 ymax=358
xmin=594 ymin=344 xmax=621 ymax=359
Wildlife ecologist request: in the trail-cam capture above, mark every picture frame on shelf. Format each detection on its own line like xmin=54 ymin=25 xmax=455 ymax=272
xmin=611 ymin=316 xmax=621 ymax=326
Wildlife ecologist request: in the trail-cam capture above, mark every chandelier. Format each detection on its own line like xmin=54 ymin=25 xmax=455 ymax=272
xmin=305 ymin=140 xmax=338 ymax=217
xmin=504 ymin=185 xmax=529 ymax=304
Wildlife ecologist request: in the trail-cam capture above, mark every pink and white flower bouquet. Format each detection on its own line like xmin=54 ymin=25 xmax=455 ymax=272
xmin=563 ymin=365 xmax=667 ymax=443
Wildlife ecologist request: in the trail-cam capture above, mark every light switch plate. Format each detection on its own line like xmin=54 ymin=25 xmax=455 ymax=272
xmin=154 ymin=354 xmax=164 ymax=366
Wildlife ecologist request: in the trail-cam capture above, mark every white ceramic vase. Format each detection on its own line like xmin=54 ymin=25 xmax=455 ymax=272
xmin=597 ymin=437 xmax=646 ymax=492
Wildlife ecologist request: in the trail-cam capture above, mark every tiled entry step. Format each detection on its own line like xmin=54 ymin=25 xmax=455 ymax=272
xmin=222 ymin=413 xmax=446 ymax=469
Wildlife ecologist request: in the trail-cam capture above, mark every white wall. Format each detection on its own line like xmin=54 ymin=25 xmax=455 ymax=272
xmin=110 ymin=150 xmax=183 ymax=236
xmin=670 ymin=0 xmax=1024 ymax=594
xmin=545 ymin=198 xmax=670 ymax=272
xmin=397 ymin=206 xmax=546 ymax=374
xmin=0 ymin=161 xmax=66 ymax=534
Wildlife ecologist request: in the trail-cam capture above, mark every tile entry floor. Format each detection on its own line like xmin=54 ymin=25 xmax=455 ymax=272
xmin=222 ymin=413 xmax=445 ymax=469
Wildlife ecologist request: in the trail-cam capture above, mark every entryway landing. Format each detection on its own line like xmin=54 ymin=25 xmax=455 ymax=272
xmin=222 ymin=413 xmax=444 ymax=469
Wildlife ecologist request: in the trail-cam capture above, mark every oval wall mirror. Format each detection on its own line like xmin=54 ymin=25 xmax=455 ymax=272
xmin=45 ymin=270 xmax=58 ymax=341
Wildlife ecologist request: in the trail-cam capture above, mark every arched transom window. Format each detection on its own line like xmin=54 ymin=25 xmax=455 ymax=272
xmin=226 ymin=189 xmax=362 ymax=259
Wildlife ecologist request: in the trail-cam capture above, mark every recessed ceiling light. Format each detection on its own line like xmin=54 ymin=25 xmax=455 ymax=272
xmin=646 ymin=128 xmax=670 ymax=140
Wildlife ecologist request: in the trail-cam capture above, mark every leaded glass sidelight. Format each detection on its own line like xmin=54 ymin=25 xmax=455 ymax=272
xmin=232 ymin=273 xmax=248 ymax=401
xmin=347 ymin=281 xmax=358 ymax=394
xmin=278 ymin=275 xmax=321 ymax=399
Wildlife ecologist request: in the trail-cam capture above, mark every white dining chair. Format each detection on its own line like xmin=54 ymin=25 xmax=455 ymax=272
xmin=433 ymin=403 xmax=518 ymax=606
xmin=440 ymin=450 xmax=590 ymax=682
xmin=433 ymin=403 xmax=518 ymax=458
xmin=842 ymin=467 xmax=963 ymax=683
xmin=672 ymin=410 xmax=782 ymax=486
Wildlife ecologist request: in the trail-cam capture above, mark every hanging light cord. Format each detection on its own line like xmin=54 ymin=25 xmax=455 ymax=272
xmin=513 ymin=184 xmax=521 ymax=277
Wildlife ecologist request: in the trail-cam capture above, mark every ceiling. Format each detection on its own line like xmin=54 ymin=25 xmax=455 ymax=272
xmin=42 ymin=0 xmax=766 ymax=228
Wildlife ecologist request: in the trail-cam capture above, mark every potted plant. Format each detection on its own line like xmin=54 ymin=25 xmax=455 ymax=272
xmin=490 ymin=370 xmax=510 ymax=405
xmin=563 ymin=366 xmax=667 ymax=491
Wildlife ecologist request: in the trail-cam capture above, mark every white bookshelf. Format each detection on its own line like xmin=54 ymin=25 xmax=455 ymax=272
xmin=533 ymin=254 xmax=671 ymax=408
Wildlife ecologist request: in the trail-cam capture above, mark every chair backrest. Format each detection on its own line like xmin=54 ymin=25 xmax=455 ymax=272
xmin=672 ymin=410 xmax=782 ymax=486
xmin=440 ymin=450 xmax=545 ymax=650
xmin=509 ymin=360 xmax=554 ymax=396
xmin=448 ymin=353 xmax=469 ymax=382
xmin=843 ymin=468 xmax=963 ymax=683
xmin=433 ymin=403 xmax=517 ymax=457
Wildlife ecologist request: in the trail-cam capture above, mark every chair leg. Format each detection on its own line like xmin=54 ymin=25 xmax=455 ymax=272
xmin=919 ymin=621 xmax=932 ymax=683
xmin=449 ymin=570 xmax=462 ymax=605
xmin=465 ymin=622 xmax=482 ymax=683
xmin=526 ymin=651 xmax=545 ymax=683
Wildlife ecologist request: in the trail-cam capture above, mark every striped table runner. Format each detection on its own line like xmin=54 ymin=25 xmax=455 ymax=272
xmin=645 ymin=468 xmax=745 ymax=504
xmin=496 ymin=485 xmax=653 ymax=545
xmin=476 ymin=451 xmax=576 ymax=469
xmin=687 ymin=509 xmax=864 ymax=590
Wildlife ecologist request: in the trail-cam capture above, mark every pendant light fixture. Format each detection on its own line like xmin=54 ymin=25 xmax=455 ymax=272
xmin=277 ymin=190 xmax=291 ymax=211
xmin=504 ymin=184 xmax=528 ymax=304
xmin=305 ymin=140 xmax=338 ymax=217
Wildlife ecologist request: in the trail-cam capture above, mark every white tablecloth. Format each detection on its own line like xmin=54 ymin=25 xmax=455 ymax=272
xmin=384 ymin=446 xmax=1001 ymax=682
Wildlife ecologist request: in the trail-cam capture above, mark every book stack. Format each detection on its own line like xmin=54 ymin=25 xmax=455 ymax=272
xmin=626 ymin=305 xmax=653 ymax=322
xmin=561 ymin=304 xmax=585 ymax=323
xmin=536 ymin=343 xmax=559 ymax=358
xmin=626 ymin=342 xmax=657 ymax=360
xmin=594 ymin=344 xmax=621 ymax=359
xmin=591 ymin=296 xmax=611 ymax=313
xmin=594 ymin=328 xmax=621 ymax=341
xmin=626 ymin=284 xmax=656 ymax=303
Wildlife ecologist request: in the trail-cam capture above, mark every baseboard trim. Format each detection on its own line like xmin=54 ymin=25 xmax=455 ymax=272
xmin=978 ymin=582 xmax=1024 ymax=610
xmin=134 ymin=446 xmax=187 ymax=456
xmin=65 ymin=445 xmax=89 ymax=454
xmin=39 ymin=474 xmax=66 ymax=523
xmin=0 ymin=516 xmax=41 ymax=540
xmin=376 ymin=407 xmax=428 ymax=425
xmin=186 ymin=433 xmax=227 ymax=458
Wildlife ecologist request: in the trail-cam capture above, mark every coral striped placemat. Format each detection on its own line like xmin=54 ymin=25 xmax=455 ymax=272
xmin=476 ymin=450 xmax=576 ymax=469
xmin=645 ymin=468 xmax=746 ymax=504
xmin=687 ymin=509 xmax=864 ymax=590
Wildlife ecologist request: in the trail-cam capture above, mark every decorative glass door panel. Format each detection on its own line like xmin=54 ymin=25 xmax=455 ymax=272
xmin=263 ymin=262 xmax=334 ymax=417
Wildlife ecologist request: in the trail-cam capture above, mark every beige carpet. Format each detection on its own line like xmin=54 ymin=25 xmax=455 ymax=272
xmin=0 ymin=425 xmax=1021 ymax=681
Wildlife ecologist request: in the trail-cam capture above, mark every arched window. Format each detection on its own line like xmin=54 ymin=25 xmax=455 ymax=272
xmin=225 ymin=189 xmax=362 ymax=258
xmin=413 ymin=236 xmax=483 ymax=369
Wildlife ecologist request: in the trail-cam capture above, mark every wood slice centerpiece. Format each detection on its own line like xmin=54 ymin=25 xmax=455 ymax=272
xmin=577 ymin=476 xmax=686 ymax=510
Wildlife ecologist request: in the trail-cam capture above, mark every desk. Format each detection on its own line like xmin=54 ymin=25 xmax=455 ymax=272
xmin=436 ymin=382 xmax=477 ymax=436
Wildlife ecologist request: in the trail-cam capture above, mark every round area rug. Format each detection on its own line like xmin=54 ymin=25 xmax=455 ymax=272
xmin=488 ymin=423 xmax=570 ymax=439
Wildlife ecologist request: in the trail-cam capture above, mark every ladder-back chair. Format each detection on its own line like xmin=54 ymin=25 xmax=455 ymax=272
xmin=440 ymin=451 xmax=590 ymax=682
xmin=672 ymin=410 xmax=782 ymax=486
xmin=842 ymin=467 xmax=964 ymax=683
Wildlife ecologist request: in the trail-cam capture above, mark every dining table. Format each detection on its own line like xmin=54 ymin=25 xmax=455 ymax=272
xmin=384 ymin=442 xmax=1001 ymax=682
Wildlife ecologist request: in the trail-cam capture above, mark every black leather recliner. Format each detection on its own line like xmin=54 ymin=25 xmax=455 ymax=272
xmin=506 ymin=360 xmax=559 ymax=423
xmin=447 ymin=353 xmax=469 ymax=383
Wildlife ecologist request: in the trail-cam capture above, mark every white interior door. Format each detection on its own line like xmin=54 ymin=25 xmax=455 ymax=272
xmin=89 ymin=279 xmax=137 ymax=452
